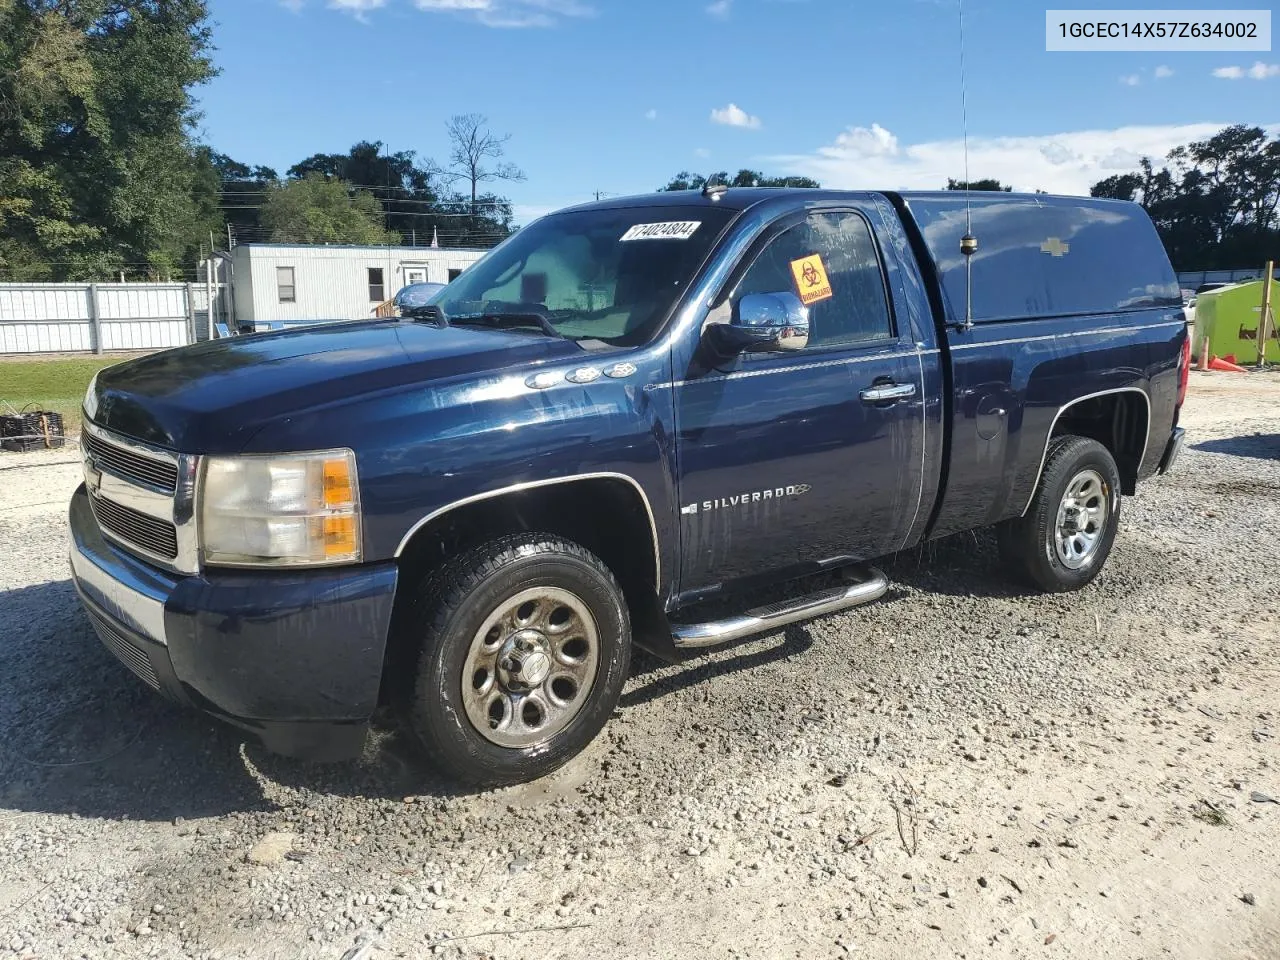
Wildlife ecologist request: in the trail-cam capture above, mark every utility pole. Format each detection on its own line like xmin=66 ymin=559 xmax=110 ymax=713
xmin=206 ymin=255 xmax=215 ymax=341
xmin=1256 ymin=259 xmax=1274 ymax=368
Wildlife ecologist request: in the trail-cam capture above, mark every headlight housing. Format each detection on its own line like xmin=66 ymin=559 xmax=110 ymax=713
xmin=199 ymin=450 xmax=362 ymax=567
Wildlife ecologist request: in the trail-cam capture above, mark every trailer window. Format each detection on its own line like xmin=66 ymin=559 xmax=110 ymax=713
xmin=276 ymin=267 xmax=295 ymax=304
xmin=368 ymin=268 xmax=385 ymax=302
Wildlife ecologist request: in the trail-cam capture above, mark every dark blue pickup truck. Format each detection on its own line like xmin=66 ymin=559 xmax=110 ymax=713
xmin=70 ymin=188 xmax=1189 ymax=786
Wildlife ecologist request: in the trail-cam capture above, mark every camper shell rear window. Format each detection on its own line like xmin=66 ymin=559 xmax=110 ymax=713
xmin=896 ymin=194 xmax=1180 ymax=324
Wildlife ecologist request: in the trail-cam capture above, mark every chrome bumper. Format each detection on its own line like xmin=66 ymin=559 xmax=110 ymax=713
xmin=1158 ymin=427 xmax=1186 ymax=476
xmin=69 ymin=505 xmax=172 ymax=646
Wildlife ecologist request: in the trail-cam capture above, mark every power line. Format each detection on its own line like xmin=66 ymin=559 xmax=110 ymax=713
xmin=216 ymin=192 xmax=512 ymax=210
xmin=219 ymin=205 xmax=511 ymax=220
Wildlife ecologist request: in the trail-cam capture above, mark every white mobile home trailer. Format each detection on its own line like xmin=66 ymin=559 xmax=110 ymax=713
xmin=230 ymin=243 xmax=487 ymax=328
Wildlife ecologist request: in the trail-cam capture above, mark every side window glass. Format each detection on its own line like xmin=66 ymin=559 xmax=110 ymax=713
xmin=734 ymin=212 xmax=893 ymax=348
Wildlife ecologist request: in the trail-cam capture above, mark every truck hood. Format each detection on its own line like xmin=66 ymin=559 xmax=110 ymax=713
xmin=88 ymin=320 xmax=585 ymax=452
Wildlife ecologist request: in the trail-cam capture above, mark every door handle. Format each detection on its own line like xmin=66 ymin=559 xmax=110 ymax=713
xmin=859 ymin=382 xmax=917 ymax=404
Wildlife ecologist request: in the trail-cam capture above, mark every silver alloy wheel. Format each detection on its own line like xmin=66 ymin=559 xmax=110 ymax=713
xmin=461 ymin=586 xmax=600 ymax=748
xmin=1054 ymin=468 xmax=1110 ymax=570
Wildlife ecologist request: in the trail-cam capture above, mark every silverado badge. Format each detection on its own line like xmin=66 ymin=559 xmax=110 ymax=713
xmin=682 ymin=483 xmax=812 ymax=516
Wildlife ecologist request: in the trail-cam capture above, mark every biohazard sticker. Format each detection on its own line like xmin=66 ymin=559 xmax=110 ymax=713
xmin=790 ymin=254 xmax=833 ymax=305
xmin=620 ymin=221 xmax=702 ymax=242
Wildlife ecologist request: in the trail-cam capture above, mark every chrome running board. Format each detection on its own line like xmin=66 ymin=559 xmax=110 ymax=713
xmin=671 ymin=567 xmax=889 ymax=650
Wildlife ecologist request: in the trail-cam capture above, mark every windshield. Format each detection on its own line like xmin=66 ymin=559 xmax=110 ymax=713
xmin=430 ymin=205 xmax=738 ymax=345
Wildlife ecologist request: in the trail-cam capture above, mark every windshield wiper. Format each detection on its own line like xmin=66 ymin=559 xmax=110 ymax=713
xmin=449 ymin=305 xmax=566 ymax=340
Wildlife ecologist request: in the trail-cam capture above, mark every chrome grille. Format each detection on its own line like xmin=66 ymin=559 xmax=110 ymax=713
xmin=80 ymin=422 xmax=198 ymax=574
xmin=83 ymin=431 xmax=178 ymax=492
xmin=90 ymin=494 xmax=179 ymax=560
xmin=85 ymin=608 xmax=161 ymax=690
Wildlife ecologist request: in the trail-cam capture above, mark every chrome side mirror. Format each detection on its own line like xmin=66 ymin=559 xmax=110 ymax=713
xmin=701 ymin=291 xmax=810 ymax=357
xmin=394 ymin=282 xmax=446 ymax=316
xmin=732 ymin=291 xmax=810 ymax=352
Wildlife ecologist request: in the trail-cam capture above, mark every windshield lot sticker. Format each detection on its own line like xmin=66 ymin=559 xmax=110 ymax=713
xmin=790 ymin=254 xmax=833 ymax=306
xmin=620 ymin=221 xmax=702 ymax=242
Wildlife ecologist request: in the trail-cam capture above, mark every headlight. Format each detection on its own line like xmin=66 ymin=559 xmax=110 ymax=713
xmin=83 ymin=371 xmax=99 ymax=421
xmin=200 ymin=449 xmax=362 ymax=567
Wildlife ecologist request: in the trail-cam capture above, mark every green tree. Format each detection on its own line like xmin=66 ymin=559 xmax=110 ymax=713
xmin=658 ymin=169 xmax=820 ymax=191
xmin=213 ymin=151 xmax=278 ymax=243
xmin=227 ymin=136 xmax=517 ymax=249
xmin=946 ymin=178 xmax=1012 ymax=192
xmin=288 ymin=140 xmax=439 ymax=237
xmin=262 ymin=174 xmax=398 ymax=245
xmin=1089 ymin=125 xmax=1280 ymax=270
xmin=437 ymin=114 xmax=525 ymax=217
xmin=658 ymin=171 xmax=709 ymax=191
xmin=0 ymin=0 xmax=218 ymax=280
xmin=1089 ymin=173 xmax=1143 ymax=202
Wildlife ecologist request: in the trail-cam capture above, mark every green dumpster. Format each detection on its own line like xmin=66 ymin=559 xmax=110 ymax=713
xmin=1195 ymin=279 xmax=1280 ymax=364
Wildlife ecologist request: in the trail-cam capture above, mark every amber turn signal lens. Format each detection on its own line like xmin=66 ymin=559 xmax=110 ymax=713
xmin=323 ymin=515 xmax=358 ymax=558
xmin=323 ymin=457 xmax=355 ymax=508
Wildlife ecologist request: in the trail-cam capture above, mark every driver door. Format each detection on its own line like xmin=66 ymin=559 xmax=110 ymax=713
xmin=673 ymin=208 xmax=925 ymax=594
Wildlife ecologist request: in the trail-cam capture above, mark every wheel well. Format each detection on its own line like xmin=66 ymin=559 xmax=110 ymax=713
xmin=1050 ymin=391 xmax=1149 ymax=494
xmin=381 ymin=478 xmax=661 ymax=703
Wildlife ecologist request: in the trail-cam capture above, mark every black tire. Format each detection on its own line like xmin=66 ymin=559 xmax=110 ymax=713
xmin=405 ymin=533 xmax=631 ymax=788
xmin=997 ymin=435 xmax=1122 ymax=593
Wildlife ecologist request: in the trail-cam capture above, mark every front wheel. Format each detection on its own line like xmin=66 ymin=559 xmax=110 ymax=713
xmin=997 ymin=435 xmax=1122 ymax=593
xmin=404 ymin=533 xmax=631 ymax=787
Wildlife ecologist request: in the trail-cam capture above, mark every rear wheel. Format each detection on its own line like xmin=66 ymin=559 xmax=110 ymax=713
xmin=404 ymin=533 xmax=631 ymax=787
xmin=997 ymin=436 xmax=1122 ymax=593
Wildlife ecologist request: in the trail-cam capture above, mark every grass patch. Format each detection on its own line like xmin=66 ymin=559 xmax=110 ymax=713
xmin=1192 ymin=799 xmax=1230 ymax=827
xmin=0 ymin=355 xmax=138 ymax=433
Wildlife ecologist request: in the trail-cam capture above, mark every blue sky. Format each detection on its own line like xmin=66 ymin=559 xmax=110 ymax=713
xmin=199 ymin=0 xmax=1278 ymax=224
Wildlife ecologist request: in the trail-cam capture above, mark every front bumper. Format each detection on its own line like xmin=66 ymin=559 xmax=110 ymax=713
xmin=69 ymin=485 xmax=398 ymax=762
xmin=1158 ymin=426 xmax=1186 ymax=475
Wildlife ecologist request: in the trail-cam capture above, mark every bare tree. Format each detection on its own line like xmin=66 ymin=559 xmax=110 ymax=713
xmin=439 ymin=114 xmax=526 ymax=216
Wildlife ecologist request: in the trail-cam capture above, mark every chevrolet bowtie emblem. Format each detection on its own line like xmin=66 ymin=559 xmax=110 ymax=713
xmin=1040 ymin=237 xmax=1070 ymax=257
xmin=85 ymin=459 xmax=103 ymax=496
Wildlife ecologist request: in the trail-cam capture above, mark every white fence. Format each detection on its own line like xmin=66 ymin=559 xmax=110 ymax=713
xmin=0 ymin=282 xmax=232 ymax=355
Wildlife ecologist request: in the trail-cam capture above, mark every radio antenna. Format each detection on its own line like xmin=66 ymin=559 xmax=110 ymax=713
xmin=957 ymin=0 xmax=977 ymax=333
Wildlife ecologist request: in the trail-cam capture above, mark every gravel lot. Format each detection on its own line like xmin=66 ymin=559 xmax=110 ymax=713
xmin=1 ymin=372 xmax=1278 ymax=960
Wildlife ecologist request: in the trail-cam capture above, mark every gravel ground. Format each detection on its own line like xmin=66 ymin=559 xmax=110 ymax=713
xmin=1 ymin=372 xmax=1278 ymax=960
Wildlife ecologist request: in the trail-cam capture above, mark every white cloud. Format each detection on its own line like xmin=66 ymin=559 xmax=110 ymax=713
xmin=710 ymin=103 xmax=762 ymax=130
xmin=831 ymin=122 xmax=898 ymax=157
xmin=694 ymin=147 xmax=712 ymax=159
xmin=1154 ymin=65 xmax=1174 ymax=79
xmin=1214 ymin=62 xmax=1280 ymax=80
xmin=413 ymin=0 xmax=593 ymax=27
xmin=1120 ymin=73 xmax=1141 ymax=86
xmin=768 ymin=121 xmax=1269 ymax=195
xmin=645 ymin=109 xmax=658 ymax=121
xmin=290 ymin=0 xmax=591 ymax=24
xmin=328 ymin=0 xmax=385 ymax=20
xmin=706 ymin=0 xmax=732 ymax=17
